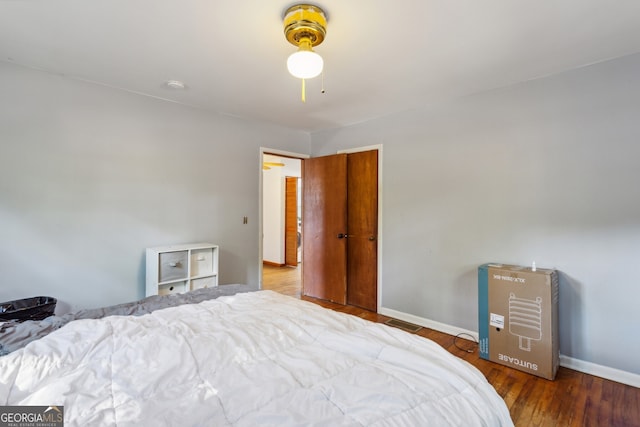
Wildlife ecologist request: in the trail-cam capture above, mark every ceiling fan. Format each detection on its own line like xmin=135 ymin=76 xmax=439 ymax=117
xmin=263 ymin=161 xmax=285 ymax=171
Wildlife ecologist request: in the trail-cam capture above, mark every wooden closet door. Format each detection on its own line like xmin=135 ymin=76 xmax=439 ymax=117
xmin=346 ymin=150 xmax=378 ymax=311
xmin=302 ymin=154 xmax=348 ymax=304
xmin=284 ymin=177 xmax=299 ymax=267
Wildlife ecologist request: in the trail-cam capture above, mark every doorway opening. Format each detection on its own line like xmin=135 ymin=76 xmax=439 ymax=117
xmin=261 ymin=151 xmax=304 ymax=297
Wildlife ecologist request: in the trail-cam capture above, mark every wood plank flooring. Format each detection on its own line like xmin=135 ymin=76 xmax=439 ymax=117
xmin=262 ymin=264 xmax=640 ymax=427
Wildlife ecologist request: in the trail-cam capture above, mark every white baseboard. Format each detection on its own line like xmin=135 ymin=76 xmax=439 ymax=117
xmin=559 ymin=355 xmax=640 ymax=388
xmin=379 ymin=306 xmax=640 ymax=389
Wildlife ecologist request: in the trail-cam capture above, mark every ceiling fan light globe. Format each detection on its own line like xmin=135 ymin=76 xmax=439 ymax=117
xmin=287 ymin=51 xmax=323 ymax=79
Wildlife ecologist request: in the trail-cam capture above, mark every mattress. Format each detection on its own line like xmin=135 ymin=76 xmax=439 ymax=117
xmin=0 ymin=290 xmax=513 ymax=426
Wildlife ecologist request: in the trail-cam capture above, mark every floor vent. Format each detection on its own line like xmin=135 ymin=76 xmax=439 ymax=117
xmin=385 ymin=319 xmax=422 ymax=333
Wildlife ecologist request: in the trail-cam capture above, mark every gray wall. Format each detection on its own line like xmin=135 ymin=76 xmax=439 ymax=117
xmin=311 ymin=53 xmax=640 ymax=375
xmin=3 ymin=51 xmax=639 ymax=379
xmin=0 ymin=61 xmax=309 ymax=313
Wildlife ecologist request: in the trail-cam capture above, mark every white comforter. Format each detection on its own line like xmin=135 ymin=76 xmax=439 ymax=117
xmin=0 ymin=291 xmax=513 ymax=426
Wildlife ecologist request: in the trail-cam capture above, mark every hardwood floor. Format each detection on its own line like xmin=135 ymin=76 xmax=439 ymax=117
xmin=262 ymin=264 xmax=640 ymax=427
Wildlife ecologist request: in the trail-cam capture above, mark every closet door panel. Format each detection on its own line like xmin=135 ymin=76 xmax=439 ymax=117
xmin=347 ymin=150 xmax=378 ymax=311
xmin=302 ymin=154 xmax=348 ymax=304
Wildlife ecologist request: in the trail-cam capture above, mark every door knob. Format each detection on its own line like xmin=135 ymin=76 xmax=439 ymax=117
xmin=368 ymin=236 xmax=376 ymax=241
xmin=337 ymin=233 xmax=346 ymax=239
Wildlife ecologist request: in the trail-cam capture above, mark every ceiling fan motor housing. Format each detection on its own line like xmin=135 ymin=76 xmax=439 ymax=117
xmin=284 ymin=4 xmax=327 ymax=48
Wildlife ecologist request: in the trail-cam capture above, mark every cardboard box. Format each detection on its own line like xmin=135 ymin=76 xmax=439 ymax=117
xmin=478 ymin=263 xmax=559 ymax=380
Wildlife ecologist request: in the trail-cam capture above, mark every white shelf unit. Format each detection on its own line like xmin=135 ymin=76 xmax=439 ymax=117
xmin=146 ymin=243 xmax=219 ymax=297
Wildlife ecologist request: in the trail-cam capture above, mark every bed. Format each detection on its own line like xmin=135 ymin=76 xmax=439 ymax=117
xmin=0 ymin=288 xmax=513 ymax=426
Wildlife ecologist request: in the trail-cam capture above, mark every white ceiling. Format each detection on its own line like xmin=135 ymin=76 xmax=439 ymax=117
xmin=2 ymin=1 xmax=640 ymax=133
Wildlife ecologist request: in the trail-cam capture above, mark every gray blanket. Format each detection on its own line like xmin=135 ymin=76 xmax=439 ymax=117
xmin=0 ymin=284 xmax=251 ymax=356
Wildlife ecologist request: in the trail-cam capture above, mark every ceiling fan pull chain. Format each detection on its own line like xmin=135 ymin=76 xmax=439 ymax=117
xmin=302 ymin=78 xmax=306 ymax=103
xmin=321 ymin=71 xmax=325 ymax=94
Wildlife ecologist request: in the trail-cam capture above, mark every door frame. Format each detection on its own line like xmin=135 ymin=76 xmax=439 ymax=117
xmin=337 ymin=144 xmax=383 ymax=312
xmin=258 ymin=147 xmax=309 ymax=289
xmin=258 ymin=144 xmax=382 ymax=312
